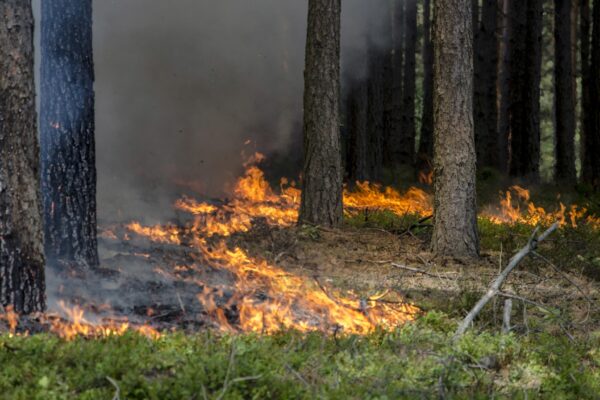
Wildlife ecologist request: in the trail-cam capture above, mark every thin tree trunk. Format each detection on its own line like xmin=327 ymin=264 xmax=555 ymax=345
xmin=475 ymin=0 xmax=500 ymax=169
xmin=299 ymin=0 xmax=343 ymax=226
xmin=389 ymin=0 xmax=405 ymax=170
xmin=580 ymin=0 xmax=596 ymax=183
xmin=398 ymin=0 xmax=417 ymax=168
xmin=346 ymin=81 xmax=369 ymax=182
xmin=554 ymin=0 xmax=577 ymax=182
xmin=508 ymin=0 xmax=544 ymax=181
xmin=367 ymin=50 xmax=385 ymax=181
xmin=40 ymin=0 xmax=99 ymax=268
xmin=418 ymin=0 xmax=435 ymax=172
xmin=591 ymin=0 xmax=600 ymax=184
xmin=497 ymin=0 xmax=511 ymax=173
xmin=0 ymin=0 xmax=46 ymax=313
xmin=432 ymin=0 xmax=480 ymax=258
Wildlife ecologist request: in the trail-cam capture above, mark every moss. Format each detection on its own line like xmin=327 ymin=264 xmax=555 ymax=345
xmin=0 ymin=313 xmax=598 ymax=399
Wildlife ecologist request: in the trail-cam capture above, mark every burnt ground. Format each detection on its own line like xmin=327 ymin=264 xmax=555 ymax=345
xmin=2 ymin=218 xmax=599 ymax=338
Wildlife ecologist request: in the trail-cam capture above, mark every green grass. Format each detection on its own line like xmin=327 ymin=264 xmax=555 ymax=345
xmin=1 ymin=313 xmax=599 ymax=399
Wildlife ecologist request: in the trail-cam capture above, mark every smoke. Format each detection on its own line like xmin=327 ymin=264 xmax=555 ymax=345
xmin=33 ymin=0 xmax=389 ymax=223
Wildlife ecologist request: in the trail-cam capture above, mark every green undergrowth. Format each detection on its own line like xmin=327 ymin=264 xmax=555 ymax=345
xmin=1 ymin=312 xmax=599 ymax=399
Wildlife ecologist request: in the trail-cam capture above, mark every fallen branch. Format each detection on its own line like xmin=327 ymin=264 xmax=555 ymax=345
xmin=396 ymin=215 xmax=434 ymax=237
xmin=454 ymin=222 xmax=559 ymax=339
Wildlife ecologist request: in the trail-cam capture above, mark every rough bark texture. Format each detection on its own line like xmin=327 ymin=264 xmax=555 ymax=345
xmin=417 ymin=0 xmax=435 ymax=172
xmin=431 ymin=0 xmax=480 ymax=258
xmin=497 ymin=0 xmax=511 ymax=173
xmin=0 ymin=0 xmax=46 ymax=313
xmin=508 ymin=0 xmax=544 ymax=181
xmin=581 ymin=0 xmax=594 ymax=183
xmin=474 ymin=0 xmax=500 ymax=169
xmin=346 ymin=81 xmax=369 ymax=182
xmin=554 ymin=0 xmax=577 ymax=182
xmin=299 ymin=0 xmax=343 ymax=226
xmin=40 ymin=0 xmax=99 ymax=268
xmin=399 ymin=0 xmax=417 ymax=167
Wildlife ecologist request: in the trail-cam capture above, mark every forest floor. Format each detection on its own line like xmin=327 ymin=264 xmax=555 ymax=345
xmin=2 ymin=182 xmax=600 ymax=398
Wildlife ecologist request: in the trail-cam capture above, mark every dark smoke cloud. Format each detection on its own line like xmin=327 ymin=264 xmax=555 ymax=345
xmin=34 ymin=0 xmax=388 ymax=222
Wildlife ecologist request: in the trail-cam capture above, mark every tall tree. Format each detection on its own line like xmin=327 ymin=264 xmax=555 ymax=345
xmin=366 ymin=49 xmax=385 ymax=181
xmin=400 ymin=0 xmax=417 ymax=168
xmin=40 ymin=0 xmax=99 ymax=268
xmin=474 ymin=0 xmax=500 ymax=169
xmin=580 ymin=0 xmax=597 ymax=183
xmin=346 ymin=81 xmax=369 ymax=182
xmin=0 ymin=0 xmax=46 ymax=313
xmin=417 ymin=0 xmax=435 ymax=172
xmin=497 ymin=0 xmax=511 ymax=173
xmin=590 ymin=0 xmax=600 ymax=183
xmin=508 ymin=0 xmax=544 ymax=181
xmin=431 ymin=0 xmax=480 ymax=257
xmin=554 ymin=0 xmax=577 ymax=181
xmin=298 ymin=0 xmax=343 ymax=226
xmin=388 ymin=0 xmax=406 ymax=170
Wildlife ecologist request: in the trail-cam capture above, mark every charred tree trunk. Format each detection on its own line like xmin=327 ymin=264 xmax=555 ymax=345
xmin=40 ymin=0 xmax=99 ymax=268
xmin=0 ymin=0 xmax=46 ymax=313
xmin=431 ymin=0 xmax=480 ymax=258
xmin=554 ymin=0 xmax=577 ymax=182
xmin=508 ymin=0 xmax=544 ymax=181
xmin=346 ymin=81 xmax=369 ymax=182
xmin=399 ymin=0 xmax=417 ymax=168
xmin=475 ymin=0 xmax=500 ymax=169
xmin=418 ymin=0 xmax=435 ymax=172
xmin=497 ymin=0 xmax=511 ymax=173
xmin=367 ymin=50 xmax=385 ymax=181
xmin=299 ymin=0 xmax=343 ymax=226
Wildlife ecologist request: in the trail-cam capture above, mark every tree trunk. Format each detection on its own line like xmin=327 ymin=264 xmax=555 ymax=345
xmin=497 ymin=0 xmax=511 ymax=173
xmin=554 ymin=0 xmax=577 ymax=182
xmin=417 ymin=0 xmax=435 ymax=173
xmin=475 ymin=0 xmax=500 ymax=169
xmin=367 ymin=50 xmax=385 ymax=181
xmin=399 ymin=0 xmax=417 ymax=168
xmin=388 ymin=0 xmax=406 ymax=171
xmin=590 ymin=0 xmax=600 ymax=184
xmin=431 ymin=0 xmax=480 ymax=258
xmin=508 ymin=0 xmax=544 ymax=181
xmin=0 ymin=0 xmax=46 ymax=313
xmin=40 ymin=0 xmax=99 ymax=268
xmin=346 ymin=81 xmax=369 ymax=182
xmin=299 ymin=0 xmax=343 ymax=226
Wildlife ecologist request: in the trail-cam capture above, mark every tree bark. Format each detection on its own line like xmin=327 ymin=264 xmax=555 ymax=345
xmin=346 ymin=81 xmax=369 ymax=182
xmin=590 ymin=0 xmax=600 ymax=184
xmin=581 ymin=0 xmax=594 ymax=183
xmin=417 ymin=0 xmax=435 ymax=173
xmin=0 ymin=0 xmax=46 ymax=313
xmin=508 ymin=0 xmax=544 ymax=181
xmin=399 ymin=0 xmax=417 ymax=168
xmin=431 ymin=0 xmax=480 ymax=258
xmin=299 ymin=0 xmax=343 ymax=227
xmin=366 ymin=50 xmax=385 ymax=181
xmin=387 ymin=0 xmax=406 ymax=171
xmin=497 ymin=0 xmax=511 ymax=174
xmin=40 ymin=0 xmax=99 ymax=268
xmin=475 ymin=0 xmax=500 ymax=169
xmin=554 ymin=0 xmax=577 ymax=182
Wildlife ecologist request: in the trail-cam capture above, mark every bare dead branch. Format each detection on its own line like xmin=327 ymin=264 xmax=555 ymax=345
xmin=454 ymin=223 xmax=559 ymax=339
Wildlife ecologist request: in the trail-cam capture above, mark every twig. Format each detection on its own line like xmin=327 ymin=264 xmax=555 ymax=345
xmin=106 ymin=377 xmax=121 ymax=400
xmin=454 ymin=223 xmax=559 ymax=339
xmin=396 ymin=215 xmax=433 ymax=237
xmin=497 ymin=292 xmax=575 ymax=342
xmin=176 ymin=292 xmax=186 ymax=314
xmin=391 ymin=263 xmax=455 ymax=280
